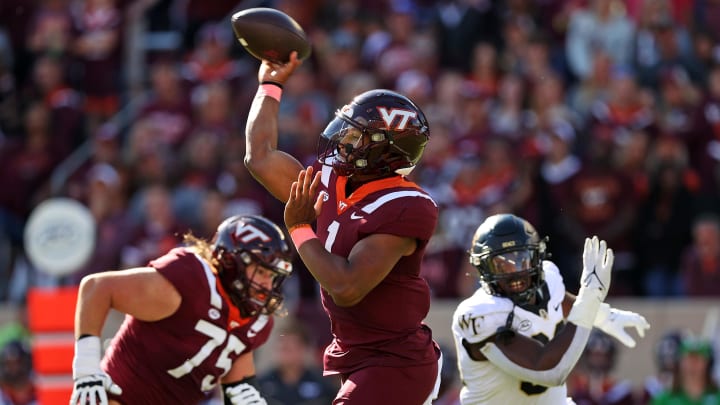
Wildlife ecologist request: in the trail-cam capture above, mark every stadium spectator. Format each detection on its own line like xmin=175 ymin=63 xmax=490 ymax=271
xmin=639 ymin=329 xmax=685 ymax=404
xmin=135 ymin=59 xmax=194 ymax=152
xmin=553 ymin=134 xmax=639 ymax=294
xmin=180 ymin=22 xmax=249 ymax=94
xmin=693 ymin=64 xmax=720 ymax=203
xmin=69 ymin=0 xmax=124 ymax=130
xmin=69 ymin=214 xmax=294 ymax=404
xmin=465 ymin=41 xmax=500 ymax=100
xmin=679 ymin=213 xmax=720 ymax=296
xmin=0 ymin=339 xmax=35 ymax=405
xmin=632 ymin=9 xmax=703 ymax=91
xmin=650 ymin=336 xmax=720 ymax=404
xmin=122 ymin=183 xmax=188 ymax=268
xmin=534 ymin=120 xmax=583 ymax=287
xmin=567 ymin=329 xmax=635 ymax=405
xmin=256 ymin=318 xmax=337 ymax=405
xmin=245 ymin=53 xmax=443 ymax=404
xmin=430 ymin=0 xmax=502 ymax=71
xmin=488 ymin=73 xmax=530 ymax=141
xmin=29 ymin=54 xmax=85 ymax=158
xmin=25 ymin=0 xmax=73 ymax=60
xmin=633 ymin=142 xmax=696 ymax=297
xmin=69 ymin=162 xmax=134 ymax=285
xmin=565 ymin=0 xmax=635 ymax=81
xmin=567 ymin=50 xmax=613 ymax=125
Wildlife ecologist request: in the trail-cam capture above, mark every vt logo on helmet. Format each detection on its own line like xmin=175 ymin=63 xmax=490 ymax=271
xmin=212 ymin=215 xmax=293 ymax=317
xmin=318 ymin=89 xmax=429 ymax=178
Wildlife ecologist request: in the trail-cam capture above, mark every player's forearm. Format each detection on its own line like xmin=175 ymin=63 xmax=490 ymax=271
xmin=482 ymin=323 xmax=591 ymax=386
xmin=244 ymin=96 xmax=280 ymax=169
xmin=296 ymin=240 xmax=366 ymax=307
xmin=75 ymin=274 xmax=113 ymax=338
xmin=245 ymin=96 xmax=302 ymax=202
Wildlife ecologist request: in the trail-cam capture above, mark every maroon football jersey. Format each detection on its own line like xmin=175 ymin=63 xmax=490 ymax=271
xmin=312 ymin=163 xmax=439 ymax=375
xmin=101 ymin=248 xmax=273 ymax=404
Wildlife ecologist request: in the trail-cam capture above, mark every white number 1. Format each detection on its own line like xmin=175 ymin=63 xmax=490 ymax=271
xmin=325 ymin=221 xmax=340 ymax=251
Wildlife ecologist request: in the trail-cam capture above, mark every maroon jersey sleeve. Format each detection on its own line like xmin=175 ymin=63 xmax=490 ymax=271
xmin=365 ymin=194 xmax=438 ymax=241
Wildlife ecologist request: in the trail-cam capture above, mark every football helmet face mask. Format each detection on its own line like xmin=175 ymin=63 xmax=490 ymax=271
xmin=469 ymin=214 xmax=548 ymax=306
xmin=318 ymin=89 xmax=429 ymax=178
xmin=212 ymin=215 xmax=293 ymax=317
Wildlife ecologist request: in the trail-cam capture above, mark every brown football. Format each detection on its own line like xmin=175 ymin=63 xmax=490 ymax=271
xmin=230 ymin=7 xmax=311 ymax=64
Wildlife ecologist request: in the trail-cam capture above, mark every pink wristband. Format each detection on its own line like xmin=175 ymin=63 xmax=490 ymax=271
xmin=256 ymin=83 xmax=282 ymax=102
xmin=289 ymin=224 xmax=317 ymax=248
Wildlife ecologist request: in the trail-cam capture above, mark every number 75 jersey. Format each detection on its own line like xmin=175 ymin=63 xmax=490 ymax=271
xmin=101 ymin=248 xmax=273 ymax=405
xmin=451 ymin=261 xmax=569 ymax=404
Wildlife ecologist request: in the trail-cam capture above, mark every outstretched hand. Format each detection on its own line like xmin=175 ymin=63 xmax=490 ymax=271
xmin=258 ymin=51 xmax=302 ymax=85
xmin=567 ymin=236 xmax=614 ymax=329
xmin=580 ymin=236 xmax=613 ymax=301
xmin=285 ymin=166 xmax=324 ymax=229
xmin=595 ymin=304 xmax=651 ymax=348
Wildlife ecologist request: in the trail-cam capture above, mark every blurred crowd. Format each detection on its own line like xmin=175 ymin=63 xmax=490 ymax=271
xmin=1 ymin=0 xmax=720 ymax=376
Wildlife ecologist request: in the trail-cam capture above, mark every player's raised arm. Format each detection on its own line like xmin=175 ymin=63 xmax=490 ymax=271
xmin=244 ymin=53 xmax=305 ymax=202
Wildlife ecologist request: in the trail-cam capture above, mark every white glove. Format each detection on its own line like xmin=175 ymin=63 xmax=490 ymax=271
xmin=70 ymin=336 xmax=123 ymax=405
xmin=225 ymin=382 xmax=268 ymax=405
xmin=567 ymin=236 xmax=614 ymax=329
xmin=594 ymin=302 xmax=651 ymax=348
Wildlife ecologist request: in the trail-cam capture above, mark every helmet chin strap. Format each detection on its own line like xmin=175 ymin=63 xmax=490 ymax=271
xmin=496 ymin=304 xmax=516 ymax=344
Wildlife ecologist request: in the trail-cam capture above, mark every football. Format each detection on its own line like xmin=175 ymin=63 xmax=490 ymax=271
xmin=230 ymin=7 xmax=311 ymax=64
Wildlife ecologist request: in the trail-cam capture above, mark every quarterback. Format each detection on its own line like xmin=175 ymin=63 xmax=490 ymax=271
xmin=244 ymin=52 xmax=442 ymax=404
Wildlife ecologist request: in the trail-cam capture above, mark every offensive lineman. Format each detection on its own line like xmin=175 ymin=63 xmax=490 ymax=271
xmin=452 ymin=213 xmax=650 ymax=404
xmin=70 ymin=215 xmax=293 ymax=405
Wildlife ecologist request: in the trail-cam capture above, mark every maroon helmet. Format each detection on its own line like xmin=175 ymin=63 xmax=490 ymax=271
xmin=212 ymin=215 xmax=293 ymax=317
xmin=318 ymin=89 xmax=429 ymax=178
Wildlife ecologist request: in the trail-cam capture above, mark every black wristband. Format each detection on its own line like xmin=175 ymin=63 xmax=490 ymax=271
xmin=260 ymin=80 xmax=283 ymax=89
xmin=78 ymin=334 xmax=94 ymax=340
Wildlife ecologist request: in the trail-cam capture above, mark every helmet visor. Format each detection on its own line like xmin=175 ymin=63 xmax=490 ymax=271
xmin=488 ymin=249 xmax=538 ymax=277
xmin=319 ymin=116 xmax=363 ymax=160
xmin=488 ymin=250 xmax=539 ymax=295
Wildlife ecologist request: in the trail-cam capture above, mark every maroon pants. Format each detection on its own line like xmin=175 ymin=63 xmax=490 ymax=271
xmin=333 ymin=360 xmax=439 ymax=405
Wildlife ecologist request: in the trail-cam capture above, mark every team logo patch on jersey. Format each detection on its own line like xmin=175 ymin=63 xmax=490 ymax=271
xmin=209 ymin=308 xmax=221 ymax=320
xmin=457 ymin=313 xmax=483 ymax=336
xmin=518 ymin=319 xmax=532 ymax=332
